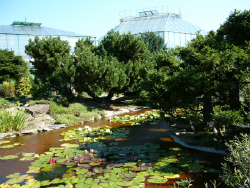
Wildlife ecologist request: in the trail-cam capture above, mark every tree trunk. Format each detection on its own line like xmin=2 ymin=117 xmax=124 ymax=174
xmin=229 ymin=80 xmax=240 ymax=110
xmin=203 ymin=92 xmax=213 ymax=124
xmin=106 ymin=92 xmax=114 ymax=102
xmin=84 ymin=85 xmax=100 ymax=102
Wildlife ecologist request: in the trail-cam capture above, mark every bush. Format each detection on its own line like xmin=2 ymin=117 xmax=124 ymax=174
xmin=221 ymin=134 xmax=250 ymax=187
xmin=28 ymin=100 xmax=105 ymax=126
xmin=212 ymin=105 xmax=244 ymax=136
xmin=0 ymin=81 xmax=15 ymax=98
xmin=55 ymin=114 xmax=79 ymax=126
xmin=15 ymin=77 xmax=32 ymax=97
xmin=69 ymin=103 xmax=88 ymax=117
xmin=0 ymin=97 xmax=11 ymax=109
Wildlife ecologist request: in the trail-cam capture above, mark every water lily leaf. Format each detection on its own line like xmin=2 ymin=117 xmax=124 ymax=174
xmin=0 ymin=155 xmax=19 ymax=160
xmin=65 ymin=183 xmax=74 ymax=188
xmin=164 ymin=174 xmax=180 ymax=179
xmin=50 ymin=178 xmax=64 ymax=184
xmin=147 ymin=176 xmax=168 ymax=183
xmin=27 ymin=166 xmax=40 ymax=173
xmin=123 ymin=177 xmax=135 ymax=181
xmin=71 ymin=177 xmax=79 ymax=184
xmin=124 ymin=172 xmax=137 ymax=178
xmin=0 ymin=141 xmax=10 ymax=145
xmin=5 ymin=175 xmax=29 ymax=185
xmin=41 ymin=167 xmax=54 ymax=172
xmin=40 ymin=180 xmax=51 ymax=186
xmin=99 ymin=182 xmax=110 ymax=187
xmin=0 ymin=144 xmax=14 ymax=149
xmin=22 ymin=153 xmax=35 ymax=157
xmin=20 ymin=157 xmax=35 ymax=161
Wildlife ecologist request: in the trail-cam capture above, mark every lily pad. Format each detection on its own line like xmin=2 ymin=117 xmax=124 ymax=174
xmin=147 ymin=176 xmax=168 ymax=183
xmin=0 ymin=141 xmax=10 ymax=145
xmin=0 ymin=155 xmax=19 ymax=160
xmin=0 ymin=144 xmax=14 ymax=149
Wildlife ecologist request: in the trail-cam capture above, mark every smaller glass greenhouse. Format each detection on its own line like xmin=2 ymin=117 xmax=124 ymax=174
xmin=0 ymin=21 xmax=95 ymax=67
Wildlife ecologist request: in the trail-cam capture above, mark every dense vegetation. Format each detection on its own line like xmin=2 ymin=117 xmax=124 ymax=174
xmin=1 ymin=9 xmax=250 ymax=187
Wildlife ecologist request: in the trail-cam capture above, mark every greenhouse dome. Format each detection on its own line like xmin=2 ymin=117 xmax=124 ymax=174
xmin=102 ymin=7 xmax=208 ymax=48
xmin=0 ymin=21 xmax=95 ymax=67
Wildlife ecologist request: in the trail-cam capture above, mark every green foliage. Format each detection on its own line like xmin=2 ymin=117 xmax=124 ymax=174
xmin=221 ymin=134 xmax=250 ymax=187
xmin=15 ymin=77 xmax=32 ymax=97
xmin=25 ymin=36 xmax=74 ymax=99
xmin=27 ymin=100 xmax=104 ymax=126
xmin=0 ymin=49 xmax=29 ymax=83
xmin=218 ymin=9 xmax=250 ymax=47
xmin=55 ymin=114 xmax=79 ymax=125
xmin=73 ymin=32 xmax=153 ymax=101
xmin=0 ymin=109 xmax=27 ymax=132
xmin=96 ymin=30 xmax=149 ymax=63
xmin=212 ymin=105 xmax=244 ymax=135
xmin=139 ymin=31 xmax=166 ymax=53
xmin=0 ymin=81 xmax=15 ymax=98
xmin=0 ymin=97 xmax=11 ymax=109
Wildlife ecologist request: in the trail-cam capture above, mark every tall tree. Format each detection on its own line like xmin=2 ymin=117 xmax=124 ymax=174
xmin=139 ymin=31 xmax=166 ymax=53
xmin=25 ymin=36 xmax=73 ymax=98
xmin=0 ymin=49 xmax=29 ymax=82
xmin=217 ymin=9 xmax=250 ymax=47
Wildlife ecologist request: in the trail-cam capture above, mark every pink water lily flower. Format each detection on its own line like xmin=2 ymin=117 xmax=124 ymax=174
xmin=49 ymin=158 xmax=53 ymax=164
xmin=90 ymin=149 xmax=94 ymax=153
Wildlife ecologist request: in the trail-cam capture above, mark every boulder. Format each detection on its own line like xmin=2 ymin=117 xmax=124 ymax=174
xmin=25 ymin=104 xmax=50 ymax=117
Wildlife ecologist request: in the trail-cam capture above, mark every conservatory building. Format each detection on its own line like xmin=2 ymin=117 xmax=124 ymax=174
xmin=106 ymin=7 xmax=208 ymax=48
xmin=0 ymin=21 xmax=95 ymax=67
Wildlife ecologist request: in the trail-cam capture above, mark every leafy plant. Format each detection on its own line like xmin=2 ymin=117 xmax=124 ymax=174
xmin=221 ymin=134 xmax=250 ymax=187
xmin=15 ymin=77 xmax=32 ymax=97
xmin=0 ymin=97 xmax=11 ymax=110
xmin=0 ymin=109 xmax=27 ymax=132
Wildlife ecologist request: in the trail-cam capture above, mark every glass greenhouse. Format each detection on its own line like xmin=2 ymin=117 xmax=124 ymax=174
xmin=107 ymin=7 xmax=208 ymax=48
xmin=0 ymin=21 xmax=95 ymax=67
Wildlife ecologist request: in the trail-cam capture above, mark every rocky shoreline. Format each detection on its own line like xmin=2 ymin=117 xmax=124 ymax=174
xmin=0 ymin=105 xmax=148 ymax=140
xmin=0 ymin=105 xmax=229 ymax=155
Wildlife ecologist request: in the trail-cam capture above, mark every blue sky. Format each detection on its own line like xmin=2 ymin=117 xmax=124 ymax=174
xmin=0 ymin=0 xmax=249 ymax=40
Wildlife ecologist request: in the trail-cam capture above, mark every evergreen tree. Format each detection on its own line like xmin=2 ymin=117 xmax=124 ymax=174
xmin=0 ymin=49 xmax=29 ymax=82
xmin=25 ymin=36 xmax=73 ymax=98
xmin=139 ymin=31 xmax=166 ymax=53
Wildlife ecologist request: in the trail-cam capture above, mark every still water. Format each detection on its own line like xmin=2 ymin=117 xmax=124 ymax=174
xmin=0 ymin=109 xmax=225 ymax=187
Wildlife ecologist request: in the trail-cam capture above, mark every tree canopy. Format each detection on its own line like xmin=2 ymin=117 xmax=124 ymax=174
xmin=0 ymin=49 xmax=29 ymax=83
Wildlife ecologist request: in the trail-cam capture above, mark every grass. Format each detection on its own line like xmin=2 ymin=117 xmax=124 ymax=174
xmin=0 ymin=109 xmax=27 ymax=132
xmin=27 ymin=100 xmax=105 ymax=126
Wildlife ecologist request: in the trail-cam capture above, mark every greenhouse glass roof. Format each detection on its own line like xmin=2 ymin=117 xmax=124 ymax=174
xmin=0 ymin=21 xmax=87 ymax=37
xmin=113 ymin=12 xmax=208 ymax=35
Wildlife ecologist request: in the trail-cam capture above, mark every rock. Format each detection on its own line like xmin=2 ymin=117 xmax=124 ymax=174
xmin=25 ymin=104 xmax=50 ymax=117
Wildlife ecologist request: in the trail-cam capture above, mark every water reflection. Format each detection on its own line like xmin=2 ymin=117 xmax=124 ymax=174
xmin=0 ymin=109 xmax=224 ymax=187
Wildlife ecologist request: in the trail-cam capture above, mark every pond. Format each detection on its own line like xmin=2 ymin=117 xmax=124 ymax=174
xmin=0 ymin=109 xmax=225 ymax=187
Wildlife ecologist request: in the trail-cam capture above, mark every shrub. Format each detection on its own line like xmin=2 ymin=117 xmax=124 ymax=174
xmin=55 ymin=114 xmax=79 ymax=126
xmin=15 ymin=77 xmax=32 ymax=97
xmin=221 ymin=134 xmax=250 ymax=187
xmin=1 ymin=81 xmax=15 ymax=98
xmin=69 ymin=103 xmax=88 ymax=117
xmin=212 ymin=105 xmax=244 ymax=136
xmin=0 ymin=97 xmax=11 ymax=109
